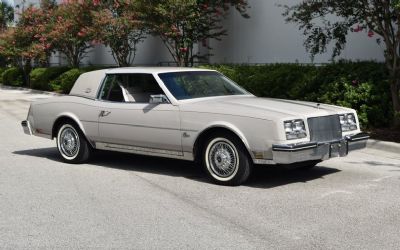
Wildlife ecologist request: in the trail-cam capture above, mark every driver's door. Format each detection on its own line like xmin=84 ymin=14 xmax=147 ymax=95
xmin=96 ymin=73 xmax=182 ymax=156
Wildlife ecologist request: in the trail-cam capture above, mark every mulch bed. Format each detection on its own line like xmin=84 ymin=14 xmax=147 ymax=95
xmin=367 ymin=128 xmax=400 ymax=144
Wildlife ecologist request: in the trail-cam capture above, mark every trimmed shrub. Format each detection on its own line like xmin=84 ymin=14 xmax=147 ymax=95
xmin=30 ymin=67 xmax=70 ymax=91
xmin=0 ymin=67 xmax=7 ymax=84
xmin=2 ymin=67 xmax=24 ymax=87
xmin=54 ymin=68 xmax=85 ymax=94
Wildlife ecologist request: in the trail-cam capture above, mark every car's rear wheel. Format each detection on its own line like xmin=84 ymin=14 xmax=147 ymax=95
xmin=56 ymin=123 xmax=92 ymax=163
xmin=202 ymin=133 xmax=252 ymax=186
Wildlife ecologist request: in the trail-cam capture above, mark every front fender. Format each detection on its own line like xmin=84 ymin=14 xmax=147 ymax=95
xmin=198 ymin=121 xmax=252 ymax=152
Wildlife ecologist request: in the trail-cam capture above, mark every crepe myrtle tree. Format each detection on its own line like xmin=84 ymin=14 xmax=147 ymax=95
xmin=138 ymin=0 xmax=249 ymax=67
xmin=89 ymin=0 xmax=146 ymax=67
xmin=47 ymin=0 xmax=97 ymax=68
xmin=282 ymin=0 xmax=400 ymax=127
xmin=0 ymin=27 xmax=45 ymax=86
xmin=0 ymin=2 xmax=56 ymax=86
xmin=16 ymin=1 xmax=56 ymax=66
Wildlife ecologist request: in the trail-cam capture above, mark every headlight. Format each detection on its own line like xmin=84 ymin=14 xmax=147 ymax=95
xmin=284 ymin=120 xmax=307 ymax=140
xmin=339 ymin=113 xmax=358 ymax=132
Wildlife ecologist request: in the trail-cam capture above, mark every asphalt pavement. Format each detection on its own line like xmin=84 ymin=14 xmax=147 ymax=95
xmin=1 ymin=87 xmax=400 ymax=249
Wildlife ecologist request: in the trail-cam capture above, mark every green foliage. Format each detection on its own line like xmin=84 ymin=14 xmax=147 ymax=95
xmin=281 ymin=1 xmax=400 ymax=126
xmin=0 ymin=67 xmax=7 ymax=84
xmin=2 ymin=67 xmax=24 ymax=87
xmin=138 ymin=0 xmax=249 ymax=66
xmin=47 ymin=0 xmax=97 ymax=67
xmin=89 ymin=1 xmax=146 ymax=67
xmin=52 ymin=68 xmax=85 ymax=94
xmin=202 ymin=62 xmax=392 ymax=128
xmin=30 ymin=67 xmax=70 ymax=91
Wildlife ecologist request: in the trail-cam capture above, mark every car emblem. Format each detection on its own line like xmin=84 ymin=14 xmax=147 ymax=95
xmin=85 ymin=88 xmax=91 ymax=93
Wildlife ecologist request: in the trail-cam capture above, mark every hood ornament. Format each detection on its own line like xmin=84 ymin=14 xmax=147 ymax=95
xmin=316 ymin=103 xmax=321 ymax=109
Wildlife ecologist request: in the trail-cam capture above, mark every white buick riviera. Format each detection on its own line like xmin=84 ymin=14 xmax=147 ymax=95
xmin=22 ymin=67 xmax=369 ymax=185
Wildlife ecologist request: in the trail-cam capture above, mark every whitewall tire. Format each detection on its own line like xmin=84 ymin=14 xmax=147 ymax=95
xmin=202 ymin=133 xmax=252 ymax=186
xmin=56 ymin=123 xmax=92 ymax=163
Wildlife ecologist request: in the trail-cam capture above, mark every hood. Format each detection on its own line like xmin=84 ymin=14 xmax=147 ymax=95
xmin=180 ymin=95 xmax=354 ymax=121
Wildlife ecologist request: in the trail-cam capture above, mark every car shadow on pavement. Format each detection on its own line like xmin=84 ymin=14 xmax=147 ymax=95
xmin=247 ymin=165 xmax=340 ymax=189
xmin=13 ymin=147 xmax=341 ymax=189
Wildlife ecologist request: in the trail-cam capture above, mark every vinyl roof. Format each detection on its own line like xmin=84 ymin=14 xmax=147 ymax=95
xmin=105 ymin=67 xmax=215 ymax=74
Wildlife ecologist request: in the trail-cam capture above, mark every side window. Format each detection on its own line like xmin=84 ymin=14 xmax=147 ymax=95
xmin=99 ymin=73 xmax=165 ymax=103
xmin=123 ymin=74 xmax=165 ymax=103
xmin=99 ymin=75 xmax=125 ymax=102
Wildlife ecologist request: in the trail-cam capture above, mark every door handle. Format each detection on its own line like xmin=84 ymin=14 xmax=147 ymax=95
xmin=99 ymin=110 xmax=111 ymax=117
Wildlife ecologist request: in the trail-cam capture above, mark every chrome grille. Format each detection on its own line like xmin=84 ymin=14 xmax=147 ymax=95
xmin=308 ymin=115 xmax=342 ymax=142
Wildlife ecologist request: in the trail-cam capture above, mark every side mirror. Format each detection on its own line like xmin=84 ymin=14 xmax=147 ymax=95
xmin=149 ymin=94 xmax=170 ymax=104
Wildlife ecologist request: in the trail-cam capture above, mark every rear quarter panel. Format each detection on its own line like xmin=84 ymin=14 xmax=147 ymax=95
xmin=30 ymin=96 xmax=100 ymax=141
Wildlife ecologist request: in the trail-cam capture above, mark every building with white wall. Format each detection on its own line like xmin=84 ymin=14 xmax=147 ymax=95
xmin=11 ymin=0 xmax=385 ymax=66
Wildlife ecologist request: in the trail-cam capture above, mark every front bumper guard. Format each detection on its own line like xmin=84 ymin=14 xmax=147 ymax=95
xmin=271 ymin=132 xmax=369 ymax=164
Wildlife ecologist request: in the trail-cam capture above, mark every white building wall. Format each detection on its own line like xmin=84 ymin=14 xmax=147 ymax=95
xmin=209 ymin=0 xmax=385 ymax=64
xmin=13 ymin=0 xmax=385 ymax=66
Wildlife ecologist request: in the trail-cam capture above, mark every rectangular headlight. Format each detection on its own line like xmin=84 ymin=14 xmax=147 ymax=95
xmin=339 ymin=113 xmax=358 ymax=132
xmin=284 ymin=119 xmax=307 ymax=140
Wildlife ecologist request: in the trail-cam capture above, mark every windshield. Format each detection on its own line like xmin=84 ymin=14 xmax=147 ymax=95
xmin=158 ymin=71 xmax=249 ymax=100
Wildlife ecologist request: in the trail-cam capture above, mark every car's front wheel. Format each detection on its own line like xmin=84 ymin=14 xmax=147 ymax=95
xmin=56 ymin=123 xmax=92 ymax=163
xmin=202 ymin=133 xmax=252 ymax=186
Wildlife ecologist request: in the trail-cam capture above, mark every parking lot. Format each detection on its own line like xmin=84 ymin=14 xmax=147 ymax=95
xmin=1 ymin=87 xmax=400 ymax=249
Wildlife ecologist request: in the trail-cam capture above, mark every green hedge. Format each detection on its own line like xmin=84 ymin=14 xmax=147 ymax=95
xmin=202 ymin=62 xmax=392 ymax=128
xmin=0 ymin=67 xmax=7 ymax=84
xmin=2 ymin=67 xmax=24 ymax=87
xmin=30 ymin=67 xmax=71 ymax=91
xmin=52 ymin=68 xmax=85 ymax=94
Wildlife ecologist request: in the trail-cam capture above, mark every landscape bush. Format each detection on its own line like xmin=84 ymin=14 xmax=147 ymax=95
xmin=0 ymin=67 xmax=7 ymax=84
xmin=53 ymin=68 xmax=86 ymax=94
xmin=30 ymin=67 xmax=71 ymax=91
xmin=2 ymin=67 xmax=24 ymax=87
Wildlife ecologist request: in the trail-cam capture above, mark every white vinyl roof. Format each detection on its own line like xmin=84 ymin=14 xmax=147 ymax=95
xmin=105 ymin=67 xmax=215 ymax=74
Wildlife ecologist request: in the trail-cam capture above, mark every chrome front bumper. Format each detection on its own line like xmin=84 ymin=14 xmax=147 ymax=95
xmin=21 ymin=120 xmax=32 ymax=135
xmin=272 ymin=132 xmax=369 ymax=164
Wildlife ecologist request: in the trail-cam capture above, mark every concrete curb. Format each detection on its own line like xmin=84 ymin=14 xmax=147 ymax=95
xmin=0 ymin=84 xmax=61 ymax=96
xmin=367 ymin=139 xmax=400 ymax=154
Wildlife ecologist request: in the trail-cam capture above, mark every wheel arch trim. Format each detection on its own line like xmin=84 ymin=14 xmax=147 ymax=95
xmin=52 ymin=113 xmax=95 ymax=148
xmin=193 ymin=122 xmax=254 ymax=161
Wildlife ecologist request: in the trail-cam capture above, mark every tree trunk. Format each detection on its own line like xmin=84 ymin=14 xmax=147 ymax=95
xmin=72 ymin=53 xmax=80 ymax=68
xmin=390 ymin=79 xmax=400 ymax=128
xmin=23 ymin=58 xmax=32 ymax=88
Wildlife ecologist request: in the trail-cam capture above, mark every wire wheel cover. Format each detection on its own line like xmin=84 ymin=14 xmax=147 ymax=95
xmin=60 ymin=127 xmax=80 ymax=158
xmin=208 ymin=140 xmax=239 ymax=178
